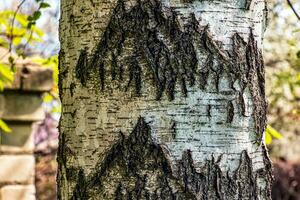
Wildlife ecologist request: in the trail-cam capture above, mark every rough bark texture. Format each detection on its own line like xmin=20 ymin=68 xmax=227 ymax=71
xmin=68 ymin=118 xmax=271 ymax=199
xmin=58 ymin=0 xmax=272 ymax=199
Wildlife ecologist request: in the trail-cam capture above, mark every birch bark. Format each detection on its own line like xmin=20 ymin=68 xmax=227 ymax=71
xmin=58 ymin=0 xmax=272 ymax=199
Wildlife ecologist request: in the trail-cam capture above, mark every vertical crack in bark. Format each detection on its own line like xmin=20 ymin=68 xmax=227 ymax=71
xmin=69 ymin=118 xmax=271 ymax=200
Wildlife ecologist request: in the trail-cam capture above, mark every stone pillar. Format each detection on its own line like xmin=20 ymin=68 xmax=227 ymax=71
xmin=0 ymin=64 xmax=53 ymax=200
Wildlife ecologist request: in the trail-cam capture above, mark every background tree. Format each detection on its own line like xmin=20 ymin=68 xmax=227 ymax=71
xmin=58 ymin=0 xmax=272 ymax=199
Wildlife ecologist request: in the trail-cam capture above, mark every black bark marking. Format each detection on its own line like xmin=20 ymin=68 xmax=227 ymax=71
xmin=232 ymin=33 xmax=249 ymax=89
xmin=181 ymin=0 xmax=215 ymax=3
xmin=207 ymin=104 xmax=212 ymax=119
xmin=71 ymin=168 xmax=87 ymax=200
xmin=58 ymin=50 xmax=67 ymax=98
xmin=125 ymin=58 xmax=142 ymax=96
xmin=244 ymin=0 xmax=252 ymax=10
xmin=114 ymin=184 xmax=123 ymax=200
xmin=238 ymin=91 xmax=246 ymax=116
xmin=69 ymin=118 xmax=272 ymax=199
xmin=199 ymin=55 xmax=211 ymax=90
xmin=231 ymin=32 xmax=267 ymax=143
xmin=226 ymin=101 xmax=234 ymax=123
xmin=75 ymin=0 xmax=229 ymax=100
xmin=70 ymin=110 xmax=77 ymax=119
xmin=171 ymin=120 xmax=177 ymax=140
xmin=70 ymin=117 xmax=193 ymax=199
xmin=69 ymin=82 xmax=76 ymax=97
xmin=75 ymin=48 xmax=89 ymax=86
xmin=181 ymin=0 xmax=195 ymax=3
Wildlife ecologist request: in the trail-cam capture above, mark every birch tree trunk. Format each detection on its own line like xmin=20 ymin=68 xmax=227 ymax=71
xmin=58 ymin=0 xmax=272 ymax=199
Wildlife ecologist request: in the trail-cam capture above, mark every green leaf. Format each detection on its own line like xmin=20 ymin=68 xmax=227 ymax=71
xmin=0 ymin=63 xmax=14 ymax=83
xmin=266 ymin=125 xmax=283 ymax=139
xmin=40 ymin=2 xmax=51 ymax=9
xmin=265 ymin=132 xmax=272 ymax=145
xmin=8 ymin=56 xmax=14 ymax=64
xmin=12 ymin=36 xmax=23 ymax=46
xmin=51 ymin=105 xmax=61 ymax=113
xmin=0 ymin=82 xmax=4 ymax=91
xmin=43 ymin=93 xmax=53 ymax=102
xmin=15 ymin=13 xmax=29 ymax=26
xmin=0 ymin=119 xmax=11 ymax=133
xmin=27 ymin=16 xmax=34 ymax=21
xmin=32 ymin=11 xmax=42 ymax=20
xmin=28 ymin=11 xmax=41 ymax=22
xmin=27 ymin=21 xmax=35 ymax=29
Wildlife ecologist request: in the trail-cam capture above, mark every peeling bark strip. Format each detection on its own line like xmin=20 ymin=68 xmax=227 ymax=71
xmin=69 ymin=118 xmax=271 ymax=200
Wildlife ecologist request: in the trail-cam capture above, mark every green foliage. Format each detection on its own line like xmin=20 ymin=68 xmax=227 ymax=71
xmin=0 ymin=10 xmax=43 ymax=54
xmin=0 ymin=63 xmax=13 ymax=133
xmin=265 ymin=125 xmax=283 ymax=145
xmin=0 ymin=119 xmax=11 ymax=133
xmin=0 ymin=63 xmax=13 ymax=91
xmin=40 ymin=3 xmax=51 ymax=9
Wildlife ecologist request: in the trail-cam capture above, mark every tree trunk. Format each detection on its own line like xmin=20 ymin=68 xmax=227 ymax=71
xmin=58 ymin=0 xmax=272 ymax=199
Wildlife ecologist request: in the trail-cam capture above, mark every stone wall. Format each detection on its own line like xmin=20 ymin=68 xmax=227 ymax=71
xmin=0 ymin=64 xmax=52 ymax=200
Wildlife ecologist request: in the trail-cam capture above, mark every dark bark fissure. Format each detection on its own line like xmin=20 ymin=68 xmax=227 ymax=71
xmin=69 ymin=118 xmax=271 ymax=200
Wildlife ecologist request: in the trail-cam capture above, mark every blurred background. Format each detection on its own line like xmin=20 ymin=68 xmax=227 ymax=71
xmin=0 ymin=0 xmax=299 ymax=199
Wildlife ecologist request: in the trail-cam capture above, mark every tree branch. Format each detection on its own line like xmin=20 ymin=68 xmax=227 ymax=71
xmin=287 ymin=0 xmax=300 ymax=21
xmin=9 ymin=0 xmax=27 ymax=53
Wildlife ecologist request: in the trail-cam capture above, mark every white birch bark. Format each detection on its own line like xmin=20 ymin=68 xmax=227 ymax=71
xmin=58 ymin=0 xmax=272 ymax=199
